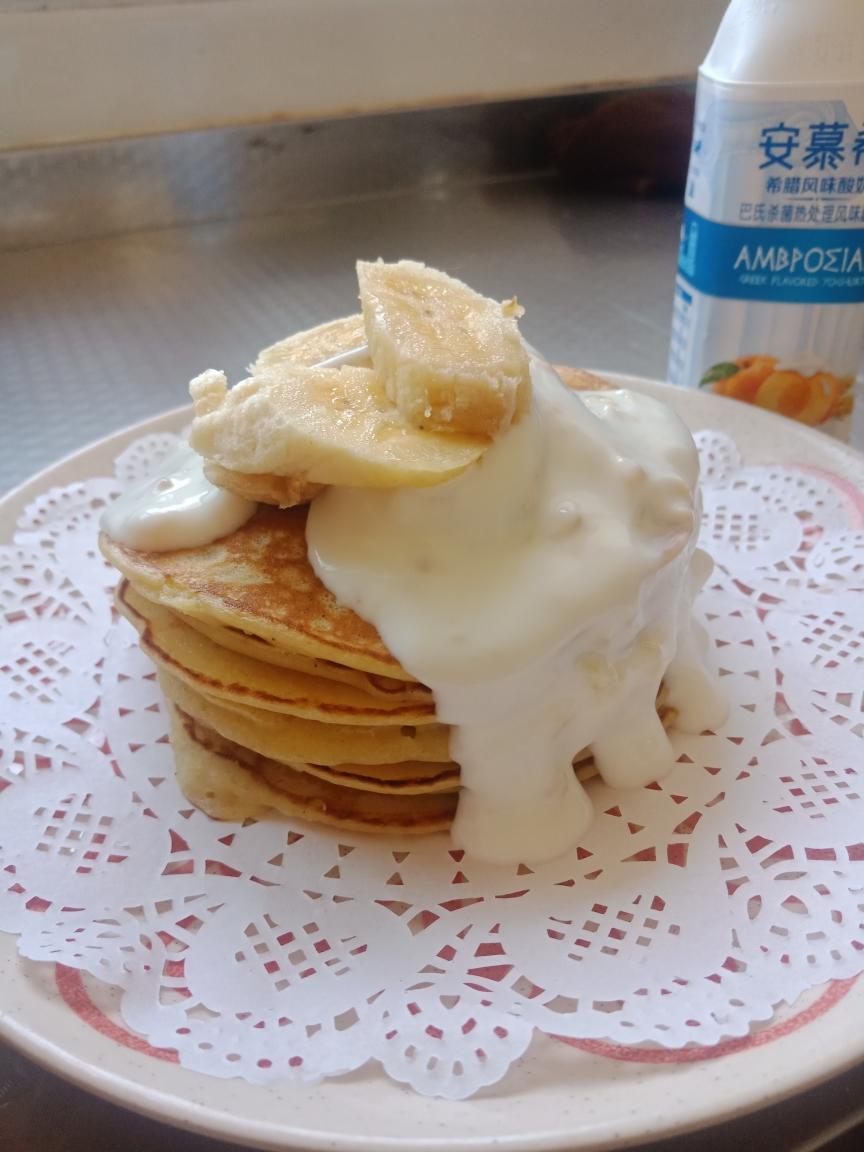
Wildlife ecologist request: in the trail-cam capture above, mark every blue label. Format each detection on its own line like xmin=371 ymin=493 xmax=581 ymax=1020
xmin=677 ymin=208 xmax=864 ymax=304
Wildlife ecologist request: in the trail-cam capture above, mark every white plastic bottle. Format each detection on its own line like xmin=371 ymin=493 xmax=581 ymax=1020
xmin=668 ymin=0 xmax=864 ymax=435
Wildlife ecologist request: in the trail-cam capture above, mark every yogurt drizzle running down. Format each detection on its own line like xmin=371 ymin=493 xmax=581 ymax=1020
xmin=100 ymin=444 xmax=256 ymax=551
xmin=307 ymin=359 xmax=726 ymax=864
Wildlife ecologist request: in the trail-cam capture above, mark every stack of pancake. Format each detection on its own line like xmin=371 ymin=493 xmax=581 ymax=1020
xmin=103 ymin=504 xmax=460 ymax=833
xmin=106 ymin=506 xmax=674 ymax=835
xmin=100 ymin=307 xmax=673 ymax=836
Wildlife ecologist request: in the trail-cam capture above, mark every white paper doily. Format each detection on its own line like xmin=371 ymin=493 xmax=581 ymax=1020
xmin=1 ymin=426 xmax=863 ymax=1101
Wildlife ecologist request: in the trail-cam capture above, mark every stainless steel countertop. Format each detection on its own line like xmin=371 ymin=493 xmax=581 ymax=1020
xmin=1 ymin=178 xmax=682 ymax=495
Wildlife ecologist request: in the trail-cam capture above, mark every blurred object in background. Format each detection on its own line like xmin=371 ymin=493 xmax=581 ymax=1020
xmin=551 ymin=88 xmax=695 ymax=198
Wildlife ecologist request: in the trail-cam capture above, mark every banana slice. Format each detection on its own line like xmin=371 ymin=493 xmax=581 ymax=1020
xmin=189 ymin=364 xmax=488 ymax=489
xmin=358 ymin=259 xmax=531 ymax=436
xmin=200 ymin=317 xmax=368 ymax=506
xmin=202 ymin=461 xmax=324 ymax=508
xmin=189 ymin=265 xmax=534 ymax=500
xmin=253 ymin=314 xmax=370 ymax=374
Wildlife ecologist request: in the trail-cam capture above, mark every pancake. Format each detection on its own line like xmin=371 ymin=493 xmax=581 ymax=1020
xmin=306 ymin=757 xmax=459 ymax=794
xmin=160 ymin=675 xmax=459 ymax=796
xmin=169 ymin=704 xmax=456 ymax=832
xmin=100 ymin=503 xmax=405 ymax=680
xmin=158 ymin=669 xmax=452 ymax=766
xmin=177 ymin=609 xmax=423 ymax=698
xmin=159 ymin=666 xmax=673 ymax=807
xmin=115 ymin=580 xmax=435 ymax=725
xmin=167 ymin=705 xmax=607 ymax=831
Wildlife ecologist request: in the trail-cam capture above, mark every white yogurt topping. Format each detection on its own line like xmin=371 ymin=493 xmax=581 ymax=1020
xmin=307 ymin=360 xmax=726 ymax=864
xmin=100 ymin=444 xmax=256 ymax=550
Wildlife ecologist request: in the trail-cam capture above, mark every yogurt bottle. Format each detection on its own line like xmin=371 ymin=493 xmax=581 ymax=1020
xmin=668 ymin=0 xmax=864 ymax=435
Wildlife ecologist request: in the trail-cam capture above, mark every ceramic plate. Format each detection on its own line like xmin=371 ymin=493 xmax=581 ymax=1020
xmin=1 ymin=379 xmax=863 ymax=1151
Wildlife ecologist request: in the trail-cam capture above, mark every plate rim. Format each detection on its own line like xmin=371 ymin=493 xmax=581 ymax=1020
xmin=2 ymin=971 xmax=864 ymax=1152
xmin=2 ymin=379 xmax=864 ymax=1151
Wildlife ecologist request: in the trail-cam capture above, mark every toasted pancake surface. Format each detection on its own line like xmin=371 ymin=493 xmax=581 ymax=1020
xmin=169 ymin=704 xmax=456 ymax=832
xmin=100 ymin=504 xmax=405 ymax=679
xmin=178 ymin=609 xmax=426 ymax=697
xmin=159 ymin=669 xmax=452 ymax=766
xmin=116 ymin=580 xmax=435 ymax=725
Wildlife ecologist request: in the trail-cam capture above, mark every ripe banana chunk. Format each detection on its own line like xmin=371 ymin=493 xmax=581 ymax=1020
xmin=189 ymin=365 xmax=488 ymax=490
xmin=196 ymin=316 xmax=367 ymax=507
xmin=253 ymin=314 xmax=370 ymax=375
xmin=202 ymin=461 xmax=323 ymax=509
xmin=358 ymin=259 xmax=531 ymax=437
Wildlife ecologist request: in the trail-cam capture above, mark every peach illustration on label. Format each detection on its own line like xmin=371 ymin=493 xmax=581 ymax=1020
xmin=699 ymin=356 xmax=854 ymax=426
